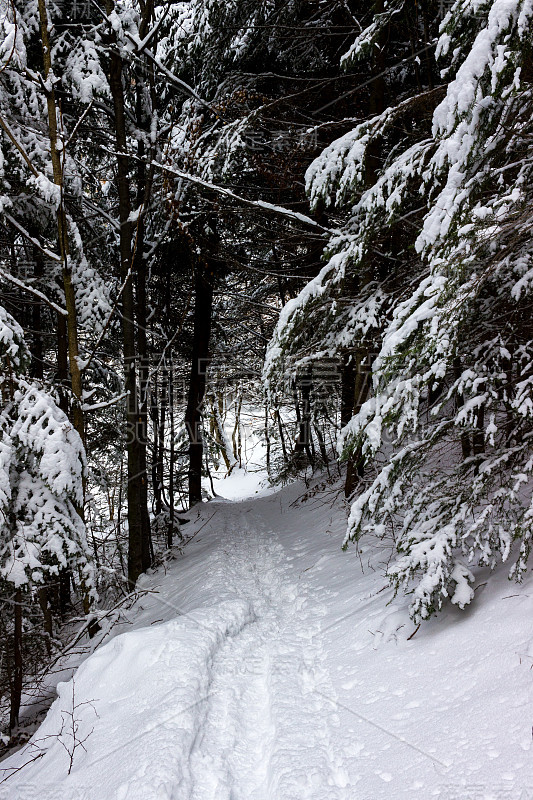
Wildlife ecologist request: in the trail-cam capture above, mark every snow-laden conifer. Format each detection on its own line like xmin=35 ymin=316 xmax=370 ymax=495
xmin=0 ymin=306 xmax=94 ymax=595
xmin=266 ymin=0 xmax=533 ymax=620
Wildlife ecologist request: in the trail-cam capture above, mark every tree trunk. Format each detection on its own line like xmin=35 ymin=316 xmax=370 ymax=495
xmin=38 ymin=587 xmax=53 ymax=657
xmin=294 ymin=375 xmax=314 ymax=466
xmin=185 ymin=261 xmax=214 ymax=506
xmin=265 ymin=403 xmax=271 ymax=477
xmin=276 ymin=404 xmax=289 ymax=464
xmin=212 ymin=392 xmax=237 ymax=473
xmin=157 ymin=366 xmax=167 ymax=515
xmin=134 ymin=67 xmax=154 ymax=569
xmin=343 ymin=350 xmax=371 ymax=498
xmin=151 ymin=372 xmax=161 ymax=514
xmin=168 ymin=353 xmax=175 ymax=548
xmin=30 ymin=246 xmax=44 ymax=381
xmin=56 ymin=311 xmax=70 ymax=417
xmin=314 ymin=420 xmax=329 ymax=467
xmin=38 ymin=0 xmax=85 ymax=448
xmin=38 ymin=0 xmax=89 ymax=617
xmin=232 ymin=391 xmax=243 ymax=466
xmin=106 ymin=0 xmax=151 ymax=585
xmin=10 ymin=590 xmax=23 ymax=733
xmin=341 ymin=352 xmax=356 ymax=430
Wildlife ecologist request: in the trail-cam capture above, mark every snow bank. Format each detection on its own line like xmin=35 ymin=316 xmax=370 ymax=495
xmin=1 ymin=599 xmax=254 ymax=800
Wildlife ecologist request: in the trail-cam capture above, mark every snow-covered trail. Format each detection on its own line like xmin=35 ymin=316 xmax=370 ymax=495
xmin=185 ymin=503 xmax=348 ymax=799
xmin=3 ymin=477 xmax=533 ymax=800
xmin=1 ymin=490 xmax=351 ymax=800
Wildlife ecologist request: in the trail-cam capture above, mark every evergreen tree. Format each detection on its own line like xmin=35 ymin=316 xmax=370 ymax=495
xmin=0 ymin=305 xmax=92 ymax=732
xmin=267 ymin=0 xmax=533 ymax=620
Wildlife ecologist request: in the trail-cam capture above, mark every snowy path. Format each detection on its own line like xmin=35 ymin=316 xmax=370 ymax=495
xmin=3 ymin=477 xmax=533 ymax=799
xmin=186 ymin=505 xmax=348 ymax=799
xmin=1 ymin=493 xmax=351 ymax=800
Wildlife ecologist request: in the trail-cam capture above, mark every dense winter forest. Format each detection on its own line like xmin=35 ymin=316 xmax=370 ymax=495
xmin=1 ymin=0 xmax=533 ymax=794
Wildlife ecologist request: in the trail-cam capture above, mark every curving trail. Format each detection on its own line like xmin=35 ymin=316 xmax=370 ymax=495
xmin=4 ymin=477 xmax=533 ymax=800
xmin=1 ymin=490 xmax=353 ymax=800
xmin=185 ymin=504 xmax=349 ymax=800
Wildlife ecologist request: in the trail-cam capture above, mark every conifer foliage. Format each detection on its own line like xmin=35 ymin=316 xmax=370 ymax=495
xmin=268 ymin=0 xmax=533 ymax=620
xmin=0 ymin=304 xmax=92 ymax=731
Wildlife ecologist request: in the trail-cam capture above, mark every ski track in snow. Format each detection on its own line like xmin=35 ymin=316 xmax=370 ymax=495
xmin=3 ymin=477 xmax=533 ymax=800
xmin=185 ymin=506 xmax=348 ymax=800
xmin=1 ymin=495 xmax=352 ymax=800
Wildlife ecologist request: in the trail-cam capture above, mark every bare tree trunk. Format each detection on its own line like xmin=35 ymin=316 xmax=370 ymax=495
xmin=116 ymin=455 xmax=126 ymax=575
xmin=314 ymin=419 xmax=329 ymax=467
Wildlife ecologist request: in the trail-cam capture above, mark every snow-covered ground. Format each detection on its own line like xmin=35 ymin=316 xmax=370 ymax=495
xmin=2 ymin=474 xmax=533 ymax=799
xmin=210 ymin=465 xmax=272 ymax=501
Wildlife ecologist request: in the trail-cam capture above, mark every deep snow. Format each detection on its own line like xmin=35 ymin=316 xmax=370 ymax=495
xmin=2 ymin=474 xmax=533 ymax=799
